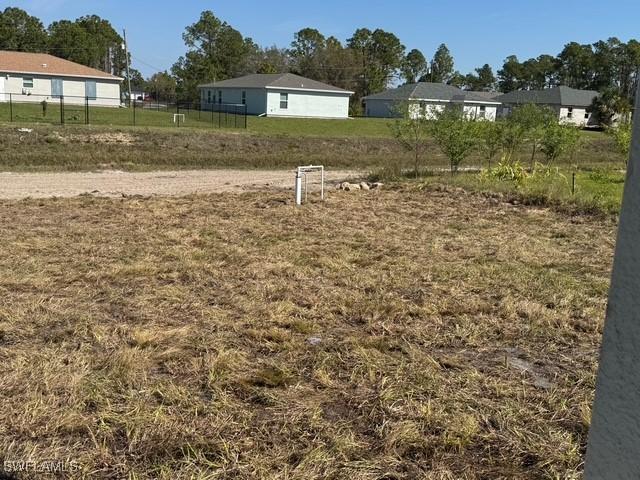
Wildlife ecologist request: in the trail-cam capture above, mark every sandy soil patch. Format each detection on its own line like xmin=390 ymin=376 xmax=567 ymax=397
xmin=0 ymin=168 xmax=361 ymax=199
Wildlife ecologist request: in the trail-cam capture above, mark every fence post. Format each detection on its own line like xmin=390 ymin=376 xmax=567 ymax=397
xmin=85 ymin=96 xmax=89 ymax=125
xmin=244 ymin=104 xmax=247 ymax=129
xmin=133 ymin=98 xmax=136 ymax=126
xmin=60 ymin=96 xmax=64 ymax=125
xmin=218 ymin=107 xmax=221 ymax=128
xmin=9 ymin=93 xmax=12 ymax=122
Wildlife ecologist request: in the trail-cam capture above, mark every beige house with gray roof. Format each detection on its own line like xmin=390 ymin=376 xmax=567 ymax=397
xmin=363 ymin=83 xmax=501 ymax=121
xmin=496 ymin=86 xmax=599 ymax=126
xmin=198 ymin=73 xmax=353 ymax=119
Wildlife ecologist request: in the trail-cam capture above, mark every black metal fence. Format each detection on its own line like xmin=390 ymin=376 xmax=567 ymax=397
xmin=0 ymin=93 xmax=248 ymax=129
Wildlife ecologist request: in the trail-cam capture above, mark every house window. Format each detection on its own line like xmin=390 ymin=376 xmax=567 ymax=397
xmin=218 ymin=90 xmax=222 ymax=104
xmin=207 ymin=90 xmax=212 ymax=104
xmin=23 ymin=77 xmax=34 ymax=89
xmin=479 ymin=105 xmax=487 ymax=119
xmin=85 ymin=81 xmax=97 ymax=100
xmin=242 ymin=91 xmax=246 ymax=105
xmin=584 ymin=111 xmax=590 ymax=120
xmin=51 ymin=78 xmax=63 ymax=98
xmin=280 ymin=93 xmax=288 ymax=109
xmin=567 ymin=107 xmax=573 ymax=119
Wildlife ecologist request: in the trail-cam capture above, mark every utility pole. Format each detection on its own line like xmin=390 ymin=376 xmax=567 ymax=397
xmin=585 ymin=77 xmax=640 ymax=479
xmin=123 ymin=29 xmax=132 ymax=106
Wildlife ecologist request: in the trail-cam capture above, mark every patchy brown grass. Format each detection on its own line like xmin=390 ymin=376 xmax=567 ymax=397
xmin=0 ymin=186 xmax=614 ymax=479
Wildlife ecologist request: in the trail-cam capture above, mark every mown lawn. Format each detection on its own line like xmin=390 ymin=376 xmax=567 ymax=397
xmin=0 ymin=101 xmax=392 ymax=137
xmin=0 ymin=100 xmax=246 ymax=130
xmin=246 ymin=116 xmax=394 ymax=138
xmin=0 ymin=186 xmax=613 ymax=479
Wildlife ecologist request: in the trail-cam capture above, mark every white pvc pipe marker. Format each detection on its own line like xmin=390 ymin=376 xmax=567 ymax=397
xmin=295 ymin=170 xmax=303 ymax=206
xmin=585 ymin=85 xmax=640 ymax=478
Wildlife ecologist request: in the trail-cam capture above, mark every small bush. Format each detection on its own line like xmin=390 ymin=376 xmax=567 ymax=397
xmin=483 ymin=160 xmax=527 ymax=183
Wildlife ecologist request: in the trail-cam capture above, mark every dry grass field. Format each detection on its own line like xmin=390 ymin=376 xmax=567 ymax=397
xmin=0 ymin=185 xmax=614 ymax=479
xmin=0 ymin=123 xmax=625 ymax=172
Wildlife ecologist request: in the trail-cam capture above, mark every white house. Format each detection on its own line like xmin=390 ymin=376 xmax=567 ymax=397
xmin=0 ymin=51 xmax=122 ymax=106
xmin=496 ymin=86 xmax=599 ymax=126
xmin=198 ymin=73 xmax=353 ymax=119
xmin=363 ymin=83 xmax=501 ymax=121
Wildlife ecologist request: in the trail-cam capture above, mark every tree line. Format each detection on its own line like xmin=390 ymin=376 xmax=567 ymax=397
xmin=1 ymin=7 xmax=639 ymax=113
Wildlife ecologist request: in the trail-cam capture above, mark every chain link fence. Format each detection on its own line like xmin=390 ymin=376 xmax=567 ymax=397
xmin=0 ymin=93 xmax=247 ymax=129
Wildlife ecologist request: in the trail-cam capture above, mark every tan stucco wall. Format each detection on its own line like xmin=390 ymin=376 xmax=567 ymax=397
xmin=0 ymin=74 xmax=121 ymax=106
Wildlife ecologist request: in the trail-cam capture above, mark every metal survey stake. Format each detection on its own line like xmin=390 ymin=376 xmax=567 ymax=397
xmin=585 ymin=81 xmax=640 ymax=478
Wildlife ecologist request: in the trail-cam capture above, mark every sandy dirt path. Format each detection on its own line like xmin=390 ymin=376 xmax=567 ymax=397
xmin=0 ymin=169 xmax=363 ymax=200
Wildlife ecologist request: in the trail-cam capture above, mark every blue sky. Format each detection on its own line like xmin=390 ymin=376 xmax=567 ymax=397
xmin=3 ymin=0 xmax=640 ymax=78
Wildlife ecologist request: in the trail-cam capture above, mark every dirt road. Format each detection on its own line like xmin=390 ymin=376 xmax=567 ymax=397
xmin=0 ymin=169 xmax=362 ymax=200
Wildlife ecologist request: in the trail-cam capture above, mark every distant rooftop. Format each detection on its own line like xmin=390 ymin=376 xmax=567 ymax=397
xmin=0 ymin=50 xmax=122 ymax=80
xmin=496 ymin=86 xmax=598 ymax=107
xmin=466 ymin=91 xmax=502 ymax=101
xmin=199 ymin=73 xmax=353 ymax=94
xmin=363 ymin=83 xmax=502 ymax=104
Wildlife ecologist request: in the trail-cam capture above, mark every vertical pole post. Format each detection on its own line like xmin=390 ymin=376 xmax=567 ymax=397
xmin=218 ymin=107 xmax=221 ymax=128
xmin=123 ymin=29 xmax=132 ymax=106
xmin=133 ymin=97 xmax=136 ymax=126
xmin=321 ymin=167 xmax=325 ymax=201
xmin=585 ymin=78 xmax=640 ymax=478
xmin=295 ymin=168 xmax=303 ymax=206
xmin=9 ymin=93 xmax=12 ymax=122
xmin=572 ymin=172 xmax=576 ymax=196
xmin=85 ymin=96 xmax=89 ymax=125
xmin=60 ymin=96 xmax=64 ymax=125
xmin=234 ymin=105 xmax=238 ymax=128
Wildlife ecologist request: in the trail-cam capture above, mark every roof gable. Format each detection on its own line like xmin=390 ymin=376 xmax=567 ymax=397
xmin=199 ymin=73 xmax=352 ymax=94
xmin=0 ymin=51 xmax=122 ymax=80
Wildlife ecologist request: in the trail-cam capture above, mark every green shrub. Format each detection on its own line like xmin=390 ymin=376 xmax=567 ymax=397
xmin=483 ymin=160 xmax=527 ymax=183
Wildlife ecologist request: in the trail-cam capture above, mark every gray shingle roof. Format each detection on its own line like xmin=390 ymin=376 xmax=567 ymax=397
xmin=496 ymin=86 xmax=598 ymax=107
xmin=199 ymin=73 xmax=352 ymax=94
xmin=363 ymin=83 xmax=501 ymax=104
xmin=466 ymin=91 xmax=502 ymax=101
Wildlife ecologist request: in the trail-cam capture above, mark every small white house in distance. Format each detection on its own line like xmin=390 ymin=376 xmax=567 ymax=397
xmin=0 ymin=51 xmax=122 ymax=106
xmin=496 ymin=86 xmax=599 ymax=126
xmin=198 ymin=73 xmax=353 ymax=119
xmin=364 ymin=83 xmax=501 ymax=121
